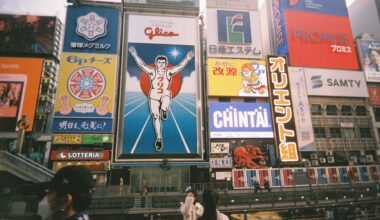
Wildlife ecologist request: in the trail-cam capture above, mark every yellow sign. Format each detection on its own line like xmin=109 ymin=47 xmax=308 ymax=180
xmin=53 ymin=135 xmax=82 ymax=144
xmin=207 ymin=58 xmax=268 ymax=97
xmin=54 ymin=53 xmax=118 ymax=120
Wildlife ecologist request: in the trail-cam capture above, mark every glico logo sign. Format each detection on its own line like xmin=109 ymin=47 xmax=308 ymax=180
xmin=217 ymin=10 xmax=252 ymax=44
xmin=76 ymin=12 xmax=108 ymax=41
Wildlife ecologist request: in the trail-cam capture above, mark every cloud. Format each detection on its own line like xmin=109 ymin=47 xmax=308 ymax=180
xmin=125 ymin=72 xmax=141 ymax=92
xmin=180 ymin=71 xmax=197 ymax=93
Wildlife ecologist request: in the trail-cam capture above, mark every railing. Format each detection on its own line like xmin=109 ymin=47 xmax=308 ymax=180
xmin=88 ymin=183 xmax=380 ymax=214
xmin=0 ymin=150 xmax=54 ymax=182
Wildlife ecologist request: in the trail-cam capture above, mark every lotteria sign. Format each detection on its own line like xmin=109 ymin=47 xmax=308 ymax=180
xmin=209 ymin=102 xmax=273 ymax=138
xmin=50 ymin=150 xmax=110 ymax=161
xmin=304 ymin=68 xmax=368 ymax=97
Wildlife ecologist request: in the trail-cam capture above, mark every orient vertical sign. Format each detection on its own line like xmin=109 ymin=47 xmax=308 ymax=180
xmin=266 ymin=55 xmax=299 ymax=163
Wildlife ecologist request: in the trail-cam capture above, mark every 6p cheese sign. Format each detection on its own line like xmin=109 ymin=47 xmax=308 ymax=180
xmin=266 ymin=55 xmax=300 ymax=164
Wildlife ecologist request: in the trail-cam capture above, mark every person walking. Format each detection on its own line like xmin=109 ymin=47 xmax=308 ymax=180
xmin=200 ymin=188 xmax=229 ymax=220
xmin=264 ymin=179 xmax=270 ymax=192
xmin=36 ymin=165 xmax=95 ymax=220
xmin=180 ymin=187 xmax=203 ymax=220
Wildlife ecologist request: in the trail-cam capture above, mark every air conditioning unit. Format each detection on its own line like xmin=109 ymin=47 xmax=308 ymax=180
xmin=366 ymin=155 xmax=374 ymax=163
xmin=311 ymin=160 xmax=319 ymax=166
xmin=359 ymin=156 xmax=366 ymax=163
xmin=326 ymin=151 xmax=333 ymax=156
xmin=376 ymin=150 xmax=380 ymax=156
xmin=311 ymin=153 xmax=318 ymax=159
xmin=320 ymin=158 xmax=327 ymax=163
xmin=327 ymin=156 xmax=335 ymax=163
xmin=360 ymin=150 xmax=365 ymax=156
xmin=350 ymin=156 xmax=358 ymax=164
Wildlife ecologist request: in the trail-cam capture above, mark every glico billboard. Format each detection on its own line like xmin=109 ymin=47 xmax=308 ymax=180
xmin=272 ymin=0 xmax=359 ymax=70
xmin=116 ymin=14 xmax=203 ymax=162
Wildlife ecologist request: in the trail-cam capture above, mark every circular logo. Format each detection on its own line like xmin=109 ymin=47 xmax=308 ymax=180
xmin=139 ymin=64 xmax=182 ymax=97
xmin=67 ymin=67 xmax=106 ymax=101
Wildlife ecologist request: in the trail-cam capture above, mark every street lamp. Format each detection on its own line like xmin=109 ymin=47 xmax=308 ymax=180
xmin=16 ymin=115 xmax=29 ymax=154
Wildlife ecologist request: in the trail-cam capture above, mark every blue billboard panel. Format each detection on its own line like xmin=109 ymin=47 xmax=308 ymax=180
xmin=52 ymin=118 xmax=112 ymax=133
xmin=281 ymin=0 xmax=348 ymax=16
xmin=121 ymin=43 xmax=198 ymax=158
xmin=209 ymin=102 xmax=273 ymax=138
xmin=63 ymin=6 xmax=120 ymax=54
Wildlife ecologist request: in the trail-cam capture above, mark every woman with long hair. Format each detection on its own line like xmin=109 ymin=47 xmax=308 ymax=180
xmin=200 ymin=188 xmax=229 ymax=220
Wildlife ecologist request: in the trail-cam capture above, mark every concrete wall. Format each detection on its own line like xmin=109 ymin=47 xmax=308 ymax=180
xmin=348 ymin=0 xmax=380 ymax=39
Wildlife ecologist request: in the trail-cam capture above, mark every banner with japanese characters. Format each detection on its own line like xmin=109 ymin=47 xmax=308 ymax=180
xmin=207 ymin=58 xmax=268 ymax=97
xmin=63 ymin=6 xmax=120 ymax=55
xmin=266 ymin=55 xmax=300 ymax=164
xmin=288 ymin=67 xmax=316 ymax=152
xmin=206 ymin=8 xmax=262 ymax=59
xmin=52 ymin=53 xmax=117 ymax=133
xmin=117 ymin=14 xmax=202 ymax=161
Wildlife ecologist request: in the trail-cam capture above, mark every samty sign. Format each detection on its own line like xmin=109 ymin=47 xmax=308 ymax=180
xmin=266 ymin=55 xmax=299 ymax=163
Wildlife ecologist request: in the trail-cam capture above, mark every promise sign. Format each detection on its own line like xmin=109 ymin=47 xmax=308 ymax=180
xmin=266 ymin=55 xmax=299 ymax=163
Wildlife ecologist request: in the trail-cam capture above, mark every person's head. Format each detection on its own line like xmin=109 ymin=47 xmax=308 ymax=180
xmin=37 ymin=165 xmax=94 ymax=220
xmin=155 ymin=56 xmax=168 ymax=70
xmin=369 ymin=49 xmax=380 ymax=65
xmin=202 ymin=188 xmax=218 ymax=220
xmin=185 ymin=186 xmax=198 ymax=203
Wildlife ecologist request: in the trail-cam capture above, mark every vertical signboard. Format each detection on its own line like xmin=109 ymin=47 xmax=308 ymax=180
xmin=207 ymin=58 xmax=268 ymax=97
xmin=245 ymin=169 xmax=258 ymax=188
xmin=288 ymin=67 xmax=315 ymax=151
xmin=63 ymin=6 xmax=120 ymax=54
xmin=118 ymin=14 xmax=200 ymax=160
xmin=206 ymin=8 xmax=262 ymax=59
xmin=0 ymin=58 xmax=43 ymax=131
xmin=209 ymin=102 xmax=273 ymax=138
xmin=357 ymin=40 xmax=380 ymax=82
xmin=53 ymin=6 xmax=120 ymax=133
xmin=233 ymin=169 xmax=246 ymax=189
xmin=52 ymin=53 xmax=117 ymax=133
xmin=368 ymin=87 xmax=380 ymax=106
xmin=271 ymin=0 xmax=359 ymax=70
xmin=266 ymin=55 xmax=299 ymax=164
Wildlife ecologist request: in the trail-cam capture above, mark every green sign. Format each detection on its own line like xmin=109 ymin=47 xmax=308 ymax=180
xmin=82 ymin=134 xmax=112 ymax=144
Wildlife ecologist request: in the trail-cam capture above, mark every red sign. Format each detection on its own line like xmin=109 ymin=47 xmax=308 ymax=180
xmin=50 ymin=150 xmax=110 ymax=161
xmin=285 ymin=10 xmax=359 ymax=70
xmin=144 ymin=27 xmax=179 ymax=40
xmin=368 ymin=87 xmax=380 ymax=106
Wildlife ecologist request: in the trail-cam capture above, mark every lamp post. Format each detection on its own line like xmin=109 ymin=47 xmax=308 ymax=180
xmin=16 ymin=115 xmax=29 ymax=154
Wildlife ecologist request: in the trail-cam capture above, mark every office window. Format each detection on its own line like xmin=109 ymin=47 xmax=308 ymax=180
xmin=311 ymin=104 xmax=322 ymax=115
xmin=342 ymin=128 xmax=356 ymax=138
xmin=359 ymin=128 xmax=372 ymax=138
xmin=326 ymin=105 xmax=337 ymax=116
xmin=356 ymin=106 xmax=367 ymax=116
xmin=314 ymin=127 xmax=326 ymax=138
xmin=341 ymin=105 xmax=352 ymax=116
xmin=329 ymin=127 xmax=342 ymax=138
xmin=374 ymin=107 xmax=380 ymax=122
xmin=218 ymin=98 xmax=231 ymax=102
